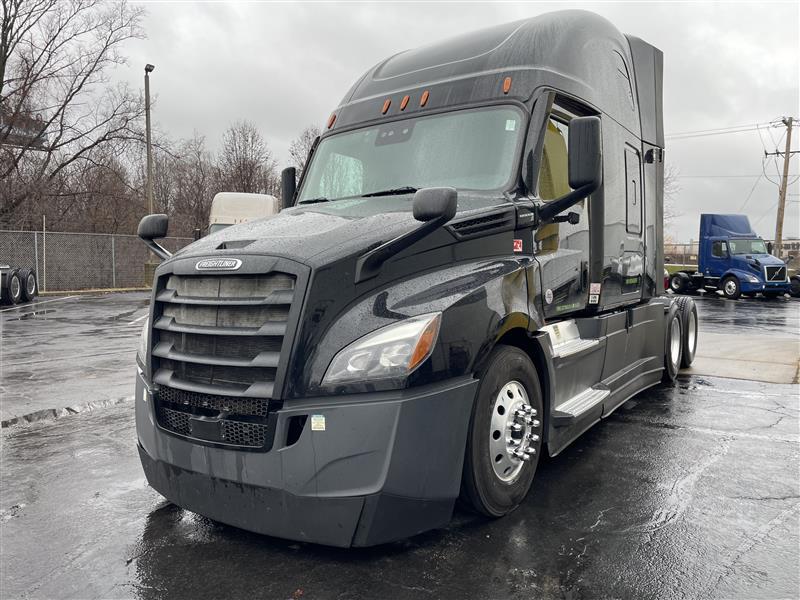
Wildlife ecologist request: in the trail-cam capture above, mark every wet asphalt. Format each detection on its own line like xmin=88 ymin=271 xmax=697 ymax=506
xmin=1 ymin=293 xmax=799 ymax=599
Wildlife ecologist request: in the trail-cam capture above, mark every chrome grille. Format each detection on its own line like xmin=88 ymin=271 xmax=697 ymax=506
xmin=151 ymin=270 xmax=297 ymax=450
xmin=765 ymin=265 xmax=787 ymax=282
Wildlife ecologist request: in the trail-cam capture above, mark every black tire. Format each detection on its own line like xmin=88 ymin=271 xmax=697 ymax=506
xmin=669 ymin=272 xmax=689 ymax=294
xmin=675 ymin=296 xmax=698 ymax=368
xmin=721 ymin=275 xmax=741 ymax=300
xmin=19 ymin=268 xmax=38 ymax=301
xmin=460 ymin=345 xmax=544 ymax=517
xmin=662 ymin=303 xmax=683 ymax=383
xmin=790 ymin=275 xmax=800 ymax=298
xmin=6 ymin=270 xmax=23 ymax=305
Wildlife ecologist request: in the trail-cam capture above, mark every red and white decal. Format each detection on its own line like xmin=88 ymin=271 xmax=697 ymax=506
xmin=513 ymin=239 xmax=523 ymax=252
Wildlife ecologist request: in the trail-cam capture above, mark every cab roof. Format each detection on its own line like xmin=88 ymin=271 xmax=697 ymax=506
xmin=330 ymin=10 xmax=663 ymax=147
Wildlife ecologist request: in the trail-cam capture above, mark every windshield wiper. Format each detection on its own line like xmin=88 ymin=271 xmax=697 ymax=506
xmin=362 ymin=186 xmax=418 ymax=198
xmin=297 ymin=197 xmax=330 ymax=205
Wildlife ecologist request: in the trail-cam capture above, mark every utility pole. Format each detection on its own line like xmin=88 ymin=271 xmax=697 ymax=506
xmin=770 ymin=116 xmax=793 ymax=258
xmin=144 ymin=64 xmax=155 ymax=214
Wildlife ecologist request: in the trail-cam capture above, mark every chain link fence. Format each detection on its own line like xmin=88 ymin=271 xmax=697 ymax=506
xmin=0 ymin=230 xmax=193 ymax=291
xmin=664 ymin=242 xmax=699 ymax=266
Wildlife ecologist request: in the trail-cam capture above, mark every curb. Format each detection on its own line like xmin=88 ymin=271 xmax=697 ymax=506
xmin=41 ymin=288 xmax=150 ymax=296
xmin=1 ymin=396 xmax=134 ymax=429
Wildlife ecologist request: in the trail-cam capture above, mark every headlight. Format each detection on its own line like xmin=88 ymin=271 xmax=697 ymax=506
xmin=137 ymin=318 xmax=149 ymax=365
xmin=744 ymin=274 xmax=760 ymax=283
xmin=322 ymin=313 xmax=441 ymax=384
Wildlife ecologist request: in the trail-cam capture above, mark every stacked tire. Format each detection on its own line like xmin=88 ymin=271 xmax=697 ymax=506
xmin=0 ymin=266 xmax=38 ymax=305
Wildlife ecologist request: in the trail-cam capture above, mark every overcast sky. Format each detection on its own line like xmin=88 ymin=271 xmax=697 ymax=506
xmin=119 ymin=1 xmax=799 ymax=241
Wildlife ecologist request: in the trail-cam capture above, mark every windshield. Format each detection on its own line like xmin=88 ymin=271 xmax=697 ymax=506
xmin=298 ymin=106 xmax=525 ymax=203
xmin=728 ymin=239 xmax=768 ymax=255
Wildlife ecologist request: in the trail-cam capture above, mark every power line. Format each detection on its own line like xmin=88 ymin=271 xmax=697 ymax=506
xmin=738 ymin=173 xmax=763 ymax=212
xmin=666 ymin=122 xmax=778 ymax=140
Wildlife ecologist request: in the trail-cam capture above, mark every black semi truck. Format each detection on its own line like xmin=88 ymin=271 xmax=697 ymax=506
xmin=134 ymin=11 xmax=699 ymax=547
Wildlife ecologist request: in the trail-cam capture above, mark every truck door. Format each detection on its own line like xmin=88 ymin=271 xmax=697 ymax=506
xmin=703 ymin=238 xmax=730 ymax=278
xmin=620 ymin=145 xmax=644 ymax=298
xmin=534 ymin=104 xmax=590 ymax=319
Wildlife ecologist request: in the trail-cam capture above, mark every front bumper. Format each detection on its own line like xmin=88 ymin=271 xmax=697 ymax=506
xmin=740 ymin=280 xmax=791 ymax=294
xmin=135 ymin=370 xmax=478 ymax=547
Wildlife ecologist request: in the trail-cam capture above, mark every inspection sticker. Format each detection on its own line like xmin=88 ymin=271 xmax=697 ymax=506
xmin=589 ymin=283 xmax=602 ymax=294
xmin=589 ymin=294 xmax=600 ymax=304
xmin=311 ymin=414 xmax=326 ymax=431
xmin=513 ymin=239 xmax=523 ymax=252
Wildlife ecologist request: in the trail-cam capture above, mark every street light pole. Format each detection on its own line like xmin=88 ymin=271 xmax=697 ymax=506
xmin=144 ymin=63 xmax=155 ymax=214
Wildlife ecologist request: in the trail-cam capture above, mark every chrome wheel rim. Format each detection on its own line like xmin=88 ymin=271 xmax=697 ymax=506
xmin=26 ymin=274 xmax=35 ymax=296
xmin=687 ymin=311 xmax=697 ymax=358
xmin=670 ymin=318 xmax=681 ymax=368
xmin=724 ymin=280 xmax=737 ymax=296
xmin=489 ymin=380 xmax=540 ymax=483
xmin=670 ymin=277 xmax=680 ymax=290
xmin=10 ymin=276 xmax=20 ymax=299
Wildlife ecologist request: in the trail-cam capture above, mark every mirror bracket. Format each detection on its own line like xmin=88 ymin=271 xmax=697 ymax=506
xmin=143 ymin=239 xmax=172 ymax=261
xmin=537 ymin=183 xmax=597 ymax=223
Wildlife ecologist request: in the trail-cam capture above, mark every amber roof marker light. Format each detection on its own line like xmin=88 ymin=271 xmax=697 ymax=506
xmin=503 ymin=77 xmax=512 ymax=94
xmin=381 ymin=99 xmax=391 ymax=114
xmin=327 ymin=113 xmax=336 ymax=129
xmin=420 ymin=90 xmax=429 ymax=107
xmin=400 ymin=95 xmax=410 ymax=111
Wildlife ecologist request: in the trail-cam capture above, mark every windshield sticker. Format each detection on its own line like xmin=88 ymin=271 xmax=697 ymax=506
xmin=589 ymin=283 xmax=601 ymax=294
xmin=505 ymin=119 xmax=517 ymax=131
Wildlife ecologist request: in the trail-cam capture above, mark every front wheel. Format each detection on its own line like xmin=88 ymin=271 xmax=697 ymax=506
xmin=460 ymin=345 xmax=544 ymax=517
xmin=721 ymin=275 xmax=741 ymax=300
xmin=790 ymin=276 xmax=800 ymax=298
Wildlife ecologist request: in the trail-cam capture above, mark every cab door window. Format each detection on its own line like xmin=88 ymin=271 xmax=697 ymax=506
xmin=712 ymin=240 xmax=728 ymax=258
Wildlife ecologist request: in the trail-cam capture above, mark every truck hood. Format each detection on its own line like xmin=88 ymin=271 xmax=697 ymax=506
xmin=172 ymin=205 xmax=420 ymax=268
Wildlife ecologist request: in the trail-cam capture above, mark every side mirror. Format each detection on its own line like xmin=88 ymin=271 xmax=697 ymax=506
xmin=568 ymin=116 xmax=603 ymax=190
xmin=281 ymin=167 xmax=297 ymax=208
xmin=412 ymin=187 xmax=457 ymax=223
xmin=355 ymin=187 xmax=457 ymax=283
xmin=538 ymin=116 xmax=603 ymax=223
xmin=137 ymin=214 xmax=172 ymax=261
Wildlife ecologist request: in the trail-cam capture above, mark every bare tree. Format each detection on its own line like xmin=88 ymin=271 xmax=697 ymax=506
xmin=172 ymin=133 xmax=219 ymax=236
xmin=664 ymin=163 xmax=680 ymax=234
xmin=217 ymin=120 xmax=278 ymax=195
xmin=288 ymin=124 xmax=320 ymax=178
xmin=0 ymin=0 xmax=145 ymax=227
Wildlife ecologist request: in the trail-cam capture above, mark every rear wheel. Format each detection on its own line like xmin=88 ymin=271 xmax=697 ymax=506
xmin=721 ymin=275 xmax=741 ymax=300
xmin=19 ymin=269 xmax=38 ymax=301
xmin=461 ymin=345 xmax=544 ymax=517
xmin=662 ymin=304 xmax=683 ymax=383
xmin=6 ymin=271 xmax=23 ymax=305
xmin=669 ymin=272 xmax=688 ymax=294
xmin=675 ymin=296 xmax=698 ymax=368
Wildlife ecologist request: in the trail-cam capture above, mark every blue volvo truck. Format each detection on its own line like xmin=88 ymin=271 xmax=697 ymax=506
xmin=669 ymin=214 xmax=792 ymax=299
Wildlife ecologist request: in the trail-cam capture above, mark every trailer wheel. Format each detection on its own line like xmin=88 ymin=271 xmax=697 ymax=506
xmin=460 ymin=345 xmax=543 ymax=518
xmin=662 ymin=303 xmax=683 ymax=382
xmin=675 ymin=296 xmax=698 ymax=368
xmin=669 ymin=272 xmax=689 ymax=294
xmin=19 ymin=269 xmax=38 ymax=301
xmin=721 ymin=275 xmax=741 ymax=300
xmin=6 ymin=270 xmax=23 ymax=305
xmin=790 ymin=275 xmax=800 ymax=298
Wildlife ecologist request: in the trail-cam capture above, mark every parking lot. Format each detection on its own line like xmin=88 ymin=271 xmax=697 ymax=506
xmin=1 ymin=292 xmax=799 ymax=599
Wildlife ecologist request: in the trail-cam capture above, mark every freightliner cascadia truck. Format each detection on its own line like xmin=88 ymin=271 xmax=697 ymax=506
xmin=134 ymin=11 xmax=700 ymax=547
xmin=668 ymin=214 xmax=794 ymax=299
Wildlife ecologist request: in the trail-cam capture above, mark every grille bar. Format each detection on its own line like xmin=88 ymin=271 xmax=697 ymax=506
xmin=153 ymin=370 xmax=275 ymax=399
xmin=153 ymin=315 xmax=288 ymax=337
xmin=152 ymin=342 xmax=280 ymax=368
xmin=155 ymin=288 xmax=294 ymax=306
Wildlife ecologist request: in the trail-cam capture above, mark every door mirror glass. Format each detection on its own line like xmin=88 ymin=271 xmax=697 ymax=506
xmin=567 ymin=116 xmax=602 ymax=190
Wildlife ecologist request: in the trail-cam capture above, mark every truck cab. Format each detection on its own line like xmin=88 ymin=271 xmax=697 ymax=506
xmin=670 ymin=214 xmax=791 ymax=299
xmin=207 ymin=192 xmax=280 ymax=234
xmin=134 ymin=11 xmax=697 ymax=547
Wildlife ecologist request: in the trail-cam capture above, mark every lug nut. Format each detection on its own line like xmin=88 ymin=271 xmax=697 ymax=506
xmin=524 ymin=447 xmax=536 ymax=455
xmin=531 ymin=419 xmax=540 ymax=428
xmin=509 ymin=423 xmax=523 ymax=432
xmin=528 ymin=434 xmax=540 ymax=442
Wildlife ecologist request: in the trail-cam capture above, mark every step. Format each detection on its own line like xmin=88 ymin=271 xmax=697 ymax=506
xmin=541 ymin=320 xmax=601 ymax=359
xmin=552 ymin=386 xmax=610 ymax=427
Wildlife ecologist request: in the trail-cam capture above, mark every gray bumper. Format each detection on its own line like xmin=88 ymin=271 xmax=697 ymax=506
xmin=135 ymin=371 xmax=478 ymax=547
